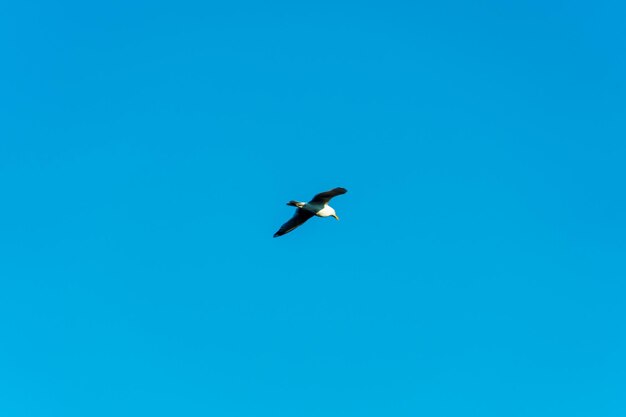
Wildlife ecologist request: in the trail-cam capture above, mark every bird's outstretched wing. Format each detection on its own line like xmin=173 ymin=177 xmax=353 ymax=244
xmin=273 ymin=209 xmax=315 ymax=237
xmin=309 ymin=187 xmax=347 ymax=205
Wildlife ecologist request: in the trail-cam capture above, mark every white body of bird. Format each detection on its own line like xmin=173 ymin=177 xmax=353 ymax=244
xmin=307 ymin=203 xmax=338 ymax=219
xmin=290 ymin=201 xmax=338 ymax=219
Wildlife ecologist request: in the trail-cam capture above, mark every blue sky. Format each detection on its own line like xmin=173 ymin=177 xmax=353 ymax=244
xmin=1 ymin=1 xmax=625 ymax=416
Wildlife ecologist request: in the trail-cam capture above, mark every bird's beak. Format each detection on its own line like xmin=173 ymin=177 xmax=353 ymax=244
xmin=332 ymin=214 xmax=339 ymax=220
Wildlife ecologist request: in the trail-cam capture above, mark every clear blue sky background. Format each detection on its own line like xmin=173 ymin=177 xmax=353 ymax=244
xmin=1 ymin=1 xmax=625 ymax=416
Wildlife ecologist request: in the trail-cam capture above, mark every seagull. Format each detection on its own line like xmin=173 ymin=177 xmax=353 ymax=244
xmin=273 ymin=187 xmax=348 ymax=238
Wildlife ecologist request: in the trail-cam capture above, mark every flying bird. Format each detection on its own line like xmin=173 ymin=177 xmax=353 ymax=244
xmin=273 ymin=187 xmax=348 ymax=238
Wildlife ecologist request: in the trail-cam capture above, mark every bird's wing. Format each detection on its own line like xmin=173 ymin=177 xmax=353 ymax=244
xmin=309 ymin=187 xmax=348 ymax=204
xmin=273 ymin=209 xmax=315 ymax=237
